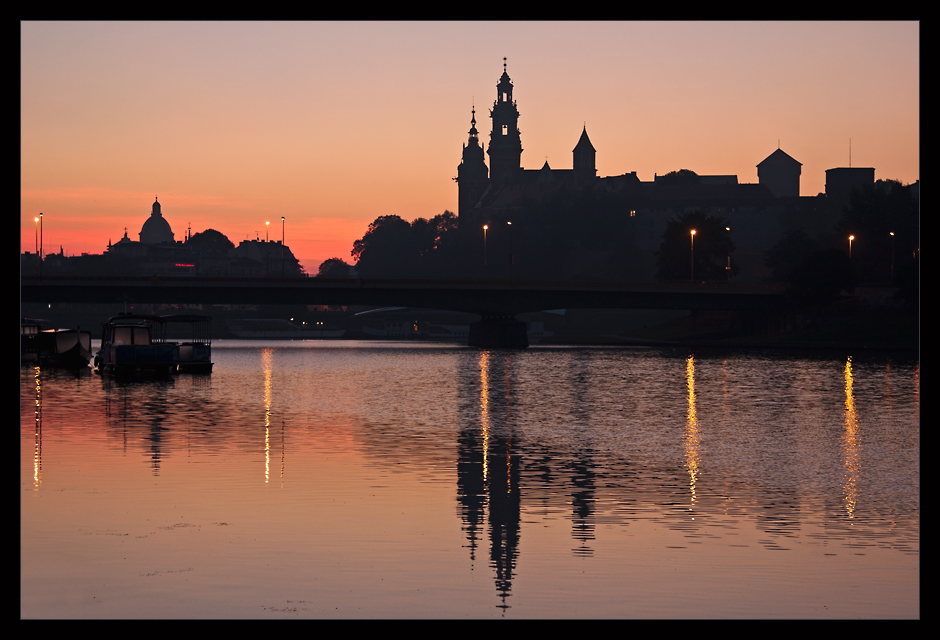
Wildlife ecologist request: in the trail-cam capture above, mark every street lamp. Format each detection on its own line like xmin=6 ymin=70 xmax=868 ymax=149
xmin=725 ymin=226 xmax=731 ymax=281
xmin=690 ymin=229 xmax=696 ymax=283
xmin=282 ymin=217 xmax=285 ymax=278
xmin=889 ymin=232 xmax=895 ymax=280
xmin=34 ymin=217 xmax=39 ymax=275
xmin=848 ymin=235 xmax=854 ymax=259
xmin=266 ymin=221 xmax=270 ymax=276
xmin=507 ymin=221 xmax=513 ymax=283
xmin=483 ymin=224 xmax=488 ymax=279
xmin=39 ymin=212 xmax=43 ymax=278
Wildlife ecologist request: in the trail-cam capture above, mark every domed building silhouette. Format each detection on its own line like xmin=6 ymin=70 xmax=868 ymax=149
xmin=139 ymin=197 xmax=175 ymax=245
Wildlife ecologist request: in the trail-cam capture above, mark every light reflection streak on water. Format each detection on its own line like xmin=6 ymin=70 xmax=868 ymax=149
xmin=685 ymin=355 xmax=700 ymax=511
xmin=263 ymin=348 xmax=273 ymax=484
xmin=480 ymin=350 xmax=490 ymax=483
xmin=18 ymin=348 xmax=921 ymax=618
xmin=842 ymin=356 xmax=860 ymax=519
xmin=33 ymin=365 xmax=42 ymax=489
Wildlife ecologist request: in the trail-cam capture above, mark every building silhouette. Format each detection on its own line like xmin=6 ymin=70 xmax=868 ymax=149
xmin=455 ymin=62 xmax=889 ymax=282
xmin=80 ymin=199 xmax=305 ymax=278
xmin=139 ymin=197 xmax=176 ymax=244
xmin=757 ymin=148 xmax=802 ymax=198
xmin=825 ymin=167 xmax=876 ymax=213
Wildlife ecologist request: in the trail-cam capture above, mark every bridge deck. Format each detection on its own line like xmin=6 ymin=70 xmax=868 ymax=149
xmin=22 ymin=275 xmax=791 ymax=315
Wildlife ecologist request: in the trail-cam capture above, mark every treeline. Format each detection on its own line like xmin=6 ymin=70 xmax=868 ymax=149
xmin=320 ymin=190 xmax=647 ymax=281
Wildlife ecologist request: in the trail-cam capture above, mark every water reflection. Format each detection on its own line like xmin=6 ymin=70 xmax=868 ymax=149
xmin=263 ymin=348 xmax=273 ymax=484
xmin=21 ymin=345 xmax=920 ymax=618
xmin=457 ymin=349 xmax=521 ymax=611
xmin=685 ymin=354 xmax=701 ymax=512
xmin=842 ymin=357 xmax=860 ymax=519
xmin=33 ymin=365 xmax=42 ymax=489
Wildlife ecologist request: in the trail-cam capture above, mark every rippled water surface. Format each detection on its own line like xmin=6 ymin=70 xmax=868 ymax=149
xmin=21 ymin=341 xmax=919 ymax=618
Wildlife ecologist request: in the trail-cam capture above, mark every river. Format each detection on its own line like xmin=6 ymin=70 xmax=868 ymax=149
xmin=21 ymin=341 xmax=919 ymax=618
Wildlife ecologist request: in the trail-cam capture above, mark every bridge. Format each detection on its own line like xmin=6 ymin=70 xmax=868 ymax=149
xmin=22 ymin=275 xmax=792 ymax=348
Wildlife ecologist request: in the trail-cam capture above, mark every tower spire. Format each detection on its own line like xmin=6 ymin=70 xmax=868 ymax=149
xmin=469 ymin=104 xmax=478 ymax=140
xmin=489 ymin=59 xmax=522 ymax=183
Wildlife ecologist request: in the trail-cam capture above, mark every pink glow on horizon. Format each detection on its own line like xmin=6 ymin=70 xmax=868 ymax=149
xmin=21 ymin=22 xmax=919 ymax=268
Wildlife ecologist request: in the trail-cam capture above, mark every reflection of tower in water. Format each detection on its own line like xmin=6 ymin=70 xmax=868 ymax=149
xmin=566 ymin=351 xmax=597 ymax=555
xmin=567 ymin=453 xmax=596 ymax=555
xmin=456 ymin=350 xmax=521 ymax=611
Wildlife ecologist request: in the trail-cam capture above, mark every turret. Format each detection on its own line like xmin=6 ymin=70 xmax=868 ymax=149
xmin=487 ymin=58 xmax=523 ymax=184
xmin=457 ymin=106 xmax=489 ymax=219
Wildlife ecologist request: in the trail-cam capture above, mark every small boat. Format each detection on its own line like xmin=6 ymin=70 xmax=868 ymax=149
xmin=163 ymin=314 xmax=214 ymax=373
xmin=36 ymin=328 xmax=93 ymax=369
xmin=94 ymin=314 xmax=177 ymax=379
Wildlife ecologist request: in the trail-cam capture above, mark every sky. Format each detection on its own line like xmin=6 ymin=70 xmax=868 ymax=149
xmin=21 ymin=21 xmax=919 ymax=274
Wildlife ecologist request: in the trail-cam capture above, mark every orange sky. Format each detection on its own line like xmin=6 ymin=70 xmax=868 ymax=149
xmin=21 ymin=22 xmax=919 ymax=274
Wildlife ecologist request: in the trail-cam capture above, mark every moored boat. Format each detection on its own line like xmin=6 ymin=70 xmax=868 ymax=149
xmin=94 ymin=314 xmax=177 ymax=379
xmin=163 ymin=314 xmax=214 ymax=373
xmin=36 ymin=328 xmax=93 ymax=369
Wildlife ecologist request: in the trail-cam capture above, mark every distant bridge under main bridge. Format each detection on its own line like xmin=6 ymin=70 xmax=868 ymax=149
xmin=21 ymin=275 xmax=794 ymax=347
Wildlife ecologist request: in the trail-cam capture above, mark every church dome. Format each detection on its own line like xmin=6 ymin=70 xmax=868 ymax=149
xmin=139 ymin=197 xmax=175 ymax=244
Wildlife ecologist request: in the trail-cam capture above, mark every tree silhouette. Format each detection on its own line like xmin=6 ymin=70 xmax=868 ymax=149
xmin=836 ymin=180 xmax=918 ymax=284
xmin=351 ymin=211 xmax=460 ymax=277
xmin=764 ymin=228 xmax=819 ymax=284
xmin=186 ymin=229 xmax=235 ymax=254
xmin=317 ymin=257 xmax=352 ymax=277
xmin=657 ymin=169 xmax=701 ymax=186
xmin=787 ymin=248 xmax=857 ymax=300
xmin=656 ymin=210 xmax=736 ymax=282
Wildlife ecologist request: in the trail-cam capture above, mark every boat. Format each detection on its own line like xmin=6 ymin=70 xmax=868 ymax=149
xmin=36 ymin=328 xmax=93 ymax=369
xmin=22 ymin=319 xmax=93 ymax=369
xmin=94 ymin=314 xmax=177 ymax=379
xmin=163 ymin=314 xmax=213 ymax=373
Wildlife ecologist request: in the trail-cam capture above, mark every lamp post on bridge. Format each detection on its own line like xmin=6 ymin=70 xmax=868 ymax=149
xmin=890 ymin=232 xmax=895 ymax=280
xmin=508 ymin=221 xmax=513 ymax=284
xmin=483 ymin=224 xmax=488 ymax=279
xmin=281 ymin=217 xmax=285 ymax=278
xmin=690 ymin=229 xmax=696 ymax=283
xmin=265 ymin=221 xmax=270 ymax=277
xmin=725 ymin=226 xmax=731 ymax=281
xmin=848 ymin=235 xmax=854 ymax=260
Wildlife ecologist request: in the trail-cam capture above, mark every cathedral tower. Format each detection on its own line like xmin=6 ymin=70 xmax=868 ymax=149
xmin=457 ymin=106 xmax=489 ymax=218
xmin=487 ymin=59 xmax=522 ymax=184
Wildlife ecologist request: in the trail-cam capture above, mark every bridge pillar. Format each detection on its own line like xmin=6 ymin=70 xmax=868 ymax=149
xmin=468 ymin=316 xmax=528 ymax=349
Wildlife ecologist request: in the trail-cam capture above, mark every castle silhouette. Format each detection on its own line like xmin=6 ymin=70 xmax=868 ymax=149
xmin=454 ymin=61 xmax=891 ymax=282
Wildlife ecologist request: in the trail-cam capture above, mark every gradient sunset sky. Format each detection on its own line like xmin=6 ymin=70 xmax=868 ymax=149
xmin=21 ymin=21 xmax=919 ymax=273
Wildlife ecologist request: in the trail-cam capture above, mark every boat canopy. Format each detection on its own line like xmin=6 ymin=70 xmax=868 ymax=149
xmin=103 ymin=314 xmax=169 ymax=344
xmin=162 ymin=315 xmax=212 ymax=345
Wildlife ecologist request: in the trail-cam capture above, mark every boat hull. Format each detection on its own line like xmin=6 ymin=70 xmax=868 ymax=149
xmin=96 ymin=344 xmax=177 ymax=380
